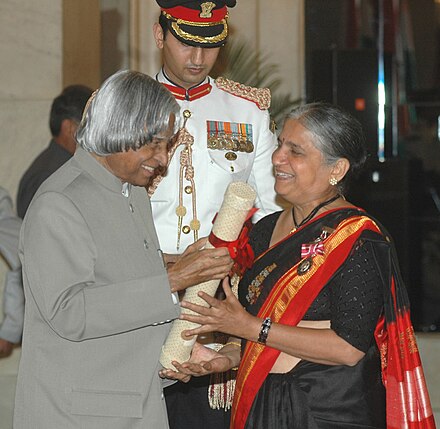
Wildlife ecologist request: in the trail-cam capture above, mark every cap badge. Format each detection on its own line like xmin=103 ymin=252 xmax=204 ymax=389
xmin=200 ymin=2 xmax=216 ymax=18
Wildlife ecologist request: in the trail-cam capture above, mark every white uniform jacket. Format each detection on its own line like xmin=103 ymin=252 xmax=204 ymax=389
xmin=151 ymin=70 xmax=281 ymax=253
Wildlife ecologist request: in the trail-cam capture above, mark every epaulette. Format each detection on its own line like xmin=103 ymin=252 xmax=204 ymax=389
xmin=215 ymin=77 xmax=271 ymax=110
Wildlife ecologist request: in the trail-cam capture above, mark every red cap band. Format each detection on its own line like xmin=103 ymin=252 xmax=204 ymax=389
xmin=161 ymin=5 xmax=227 ymax=23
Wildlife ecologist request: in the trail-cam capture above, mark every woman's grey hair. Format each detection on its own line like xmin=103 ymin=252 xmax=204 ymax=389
xmin=284 ymin=102 xmax=367 ymax=193
xmin=76 ymin=70 xmax=180 ymax=156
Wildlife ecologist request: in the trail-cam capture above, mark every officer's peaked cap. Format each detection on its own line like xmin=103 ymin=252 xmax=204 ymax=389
xmin=157 ymin=0 xmax=237 ymax=48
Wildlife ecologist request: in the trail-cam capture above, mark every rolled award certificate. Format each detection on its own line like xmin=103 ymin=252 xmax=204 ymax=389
xmin=159 ymin=181 xmax=257 ymax=370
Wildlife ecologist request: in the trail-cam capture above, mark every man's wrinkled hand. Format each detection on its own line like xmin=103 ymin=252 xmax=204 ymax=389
xmin=167 ymin=237 xmax=233 ymax=293
xmin=0 ymin=338 xmax=14 ymax=358
xmin=159 ymin=342 xmax=234 ymax=382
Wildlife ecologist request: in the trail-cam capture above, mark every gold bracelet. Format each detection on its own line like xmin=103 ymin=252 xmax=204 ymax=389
xmin=224 ymin=341 xmax=241 ymax=348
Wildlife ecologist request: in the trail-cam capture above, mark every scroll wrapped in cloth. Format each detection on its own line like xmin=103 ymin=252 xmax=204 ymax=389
xmin=160 ymin=181 xmax=257 ymax=370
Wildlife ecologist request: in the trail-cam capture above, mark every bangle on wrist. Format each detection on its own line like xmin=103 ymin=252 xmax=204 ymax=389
xmin=257 ymin=317 xmax=272 ymax=345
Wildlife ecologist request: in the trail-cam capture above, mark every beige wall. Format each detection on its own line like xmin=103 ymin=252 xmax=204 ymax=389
xmin=0 ymin=0 xmax=62 ymax=201
xmin=63 ymin=0 xmax=101 ymax=89
xmin=0 ymin=0 xmax=100 ymax=202
xmin=230 ymin=0 xmax=305 ymax=100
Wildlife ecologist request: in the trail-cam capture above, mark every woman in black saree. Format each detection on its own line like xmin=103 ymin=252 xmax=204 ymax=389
xmin=161 ymin=102 xmax=436 ymax=429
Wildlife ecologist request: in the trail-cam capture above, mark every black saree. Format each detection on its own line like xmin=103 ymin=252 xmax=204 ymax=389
xmin=231 ymin=208 xmax=434 ymax=429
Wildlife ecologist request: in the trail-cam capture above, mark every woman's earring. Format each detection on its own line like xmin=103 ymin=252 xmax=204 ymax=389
xmin=329 ymin=177 xmax=338 ymax=186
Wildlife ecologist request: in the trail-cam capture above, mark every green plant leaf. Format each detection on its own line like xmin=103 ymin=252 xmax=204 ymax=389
xmin=211 ymin=37 xmax=301 ymax=126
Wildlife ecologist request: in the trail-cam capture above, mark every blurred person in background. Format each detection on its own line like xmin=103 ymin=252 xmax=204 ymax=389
xmin=0 ymin=187 xmax=22 ymax=358
xmin=16 ymin=84 xmax=93 ymax=218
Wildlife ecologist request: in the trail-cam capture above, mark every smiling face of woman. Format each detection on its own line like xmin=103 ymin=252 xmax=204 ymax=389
xmin=272 ymin=118 xmax=336 ymax=207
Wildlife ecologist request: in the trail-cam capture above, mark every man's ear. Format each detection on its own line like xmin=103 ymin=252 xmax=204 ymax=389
xmin=60 ymin=118 xmax=74 ymax=138
xmin=153 ymin=22 xmax=164 ymax=49
xmin=58 ymin=119 xmax=78 ymax=154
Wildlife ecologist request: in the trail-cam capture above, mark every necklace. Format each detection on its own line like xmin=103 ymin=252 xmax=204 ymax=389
xmin=291 ymin=194 xmax=340 ymax=232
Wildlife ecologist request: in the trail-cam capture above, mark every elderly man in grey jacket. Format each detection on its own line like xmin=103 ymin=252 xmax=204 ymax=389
xmin=14 ymin=70 xmax=233 ymax=429
xmin=0 ymin=187 xmax=23 ymax=358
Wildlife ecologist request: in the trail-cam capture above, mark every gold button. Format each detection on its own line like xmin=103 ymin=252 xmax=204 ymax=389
xmin=225 ymin=152 xmax=237 ymax=161
xmin=183 ymin=110 xmax=192 ymax=119
xmin=182 ymin=225 xmax=191 ymax=234
xmin=184 ymin=186 xmax=192 ymax=194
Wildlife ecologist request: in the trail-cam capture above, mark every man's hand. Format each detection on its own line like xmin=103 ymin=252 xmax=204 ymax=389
xmin=159 ymin=342 xmax=236 ymax=383
xmin=0 ymin=338 xmax=14 ymax=358
xmin=167 ymin=238 xmax=233 ymax=293
xmin=163 ymin=253 xmax=179 ymax=269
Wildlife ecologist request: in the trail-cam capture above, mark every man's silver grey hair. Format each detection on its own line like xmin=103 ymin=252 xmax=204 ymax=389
xmin=76 ymin=70 xmax=180 ymax=156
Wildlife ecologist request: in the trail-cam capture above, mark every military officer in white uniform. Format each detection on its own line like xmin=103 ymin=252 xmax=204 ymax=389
xmin=150 ymin=0 xmax=280 ymax=255
xmin=150 ymin=1 xmax=282 ymax=428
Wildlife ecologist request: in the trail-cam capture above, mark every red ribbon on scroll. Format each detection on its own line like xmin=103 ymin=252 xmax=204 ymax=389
xmin=208 ymin=207 xmax=257 ymax=276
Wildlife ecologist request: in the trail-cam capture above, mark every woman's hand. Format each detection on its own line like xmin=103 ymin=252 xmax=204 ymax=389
xmin=179 ymin=278 xmax=259 ymax=340
xmin=159 ymin=342 xmax=236 ymax=383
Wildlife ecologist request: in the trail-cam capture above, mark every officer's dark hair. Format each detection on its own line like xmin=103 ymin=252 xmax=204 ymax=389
xmin=159 ymin=13 xmax=170 ymax=38
xmin=49 ymin=85 xmax=93 ymax=137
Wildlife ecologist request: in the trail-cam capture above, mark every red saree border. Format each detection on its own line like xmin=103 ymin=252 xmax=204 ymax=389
xmin=376 ymin=283 xmax=436 ymax=428
xmin=231 ymin=215 xmax=380 ymax=429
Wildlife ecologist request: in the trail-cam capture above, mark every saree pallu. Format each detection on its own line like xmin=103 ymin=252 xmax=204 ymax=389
xmin=231 ymin=209 xmax=435 ymax=429
xmin=374 ymin=234 xmax=436 ymax=429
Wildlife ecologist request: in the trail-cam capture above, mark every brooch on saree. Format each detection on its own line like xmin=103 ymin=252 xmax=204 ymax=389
xmin=298 ymin=227 xmax=334 ymax=274
xmin=300 ymin=242 xmax=324 ymax=258
xmin=246 ymin=263 xmax=277 ymax=304
xmin=297 ymin=257 xmax=313 ymax=275
xmin=300 ymin=229 xmax=329 ymax=258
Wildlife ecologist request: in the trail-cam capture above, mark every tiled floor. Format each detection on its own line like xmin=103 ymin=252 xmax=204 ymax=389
xmin=0 ymin=336 xmax=438 ymax=429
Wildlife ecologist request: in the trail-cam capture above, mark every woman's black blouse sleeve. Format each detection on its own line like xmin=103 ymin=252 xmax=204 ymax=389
xmin=329 ymin=239 xmax=385 ymax=352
